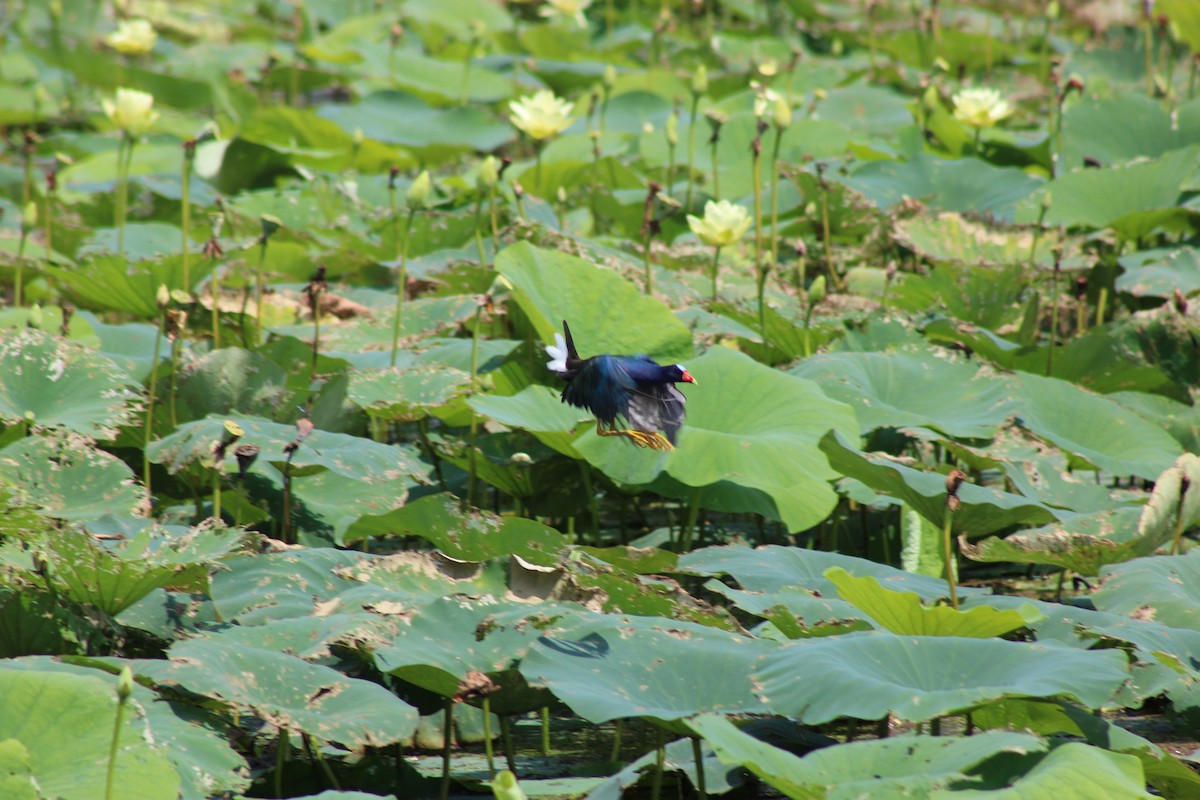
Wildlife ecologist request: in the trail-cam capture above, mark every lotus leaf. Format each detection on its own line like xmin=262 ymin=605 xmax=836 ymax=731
xmin=520 ymin=614 xmax=773 ymax=731
xmin=0 ymin=668 xmax=179 ymax=800
xmin=0 ymin=328 xmax=140 ymax=439
xmin=141 ymin=637 xmax=418 ymax=748
xmin=0 ymin=433 xmax=147 ymax=520
xmin=756 ymin=633 xmax=1128 ymax=724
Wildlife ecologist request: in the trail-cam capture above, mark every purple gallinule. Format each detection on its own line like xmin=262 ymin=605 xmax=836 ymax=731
xmin=546 ymin=320 xmax=695 ymax=451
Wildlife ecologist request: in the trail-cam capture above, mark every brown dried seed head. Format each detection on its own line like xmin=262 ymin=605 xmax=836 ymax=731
xmin=945 ymin=469 xmax=967 ymax=497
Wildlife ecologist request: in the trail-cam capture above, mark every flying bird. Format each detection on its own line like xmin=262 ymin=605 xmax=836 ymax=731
xmin=545 ymin=320 xmax=695 ymax=451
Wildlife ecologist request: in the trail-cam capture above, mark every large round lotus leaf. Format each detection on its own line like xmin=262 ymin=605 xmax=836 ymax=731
xmin=755 ymin=632 xmax=1128 ymax=724
xmin=140 ymin=637 xmax=418 ymax=748
xmin=960 ymin=507 xmax=1151 ymax=576
xmin=1012 ymin=372 xmax=1183 ymax=480
xmin=519 ymin=614 xmax=773 ymax=730
xmin=576 ymin=347 xmax=858 ymax=533
xmin=824 ymin=568 xmax=1043 ymax=638
xmin=1032 ymin=146 xmax=1200 ymax=240
xmin=1061 ymin=93 xmax=1200 ymax=169
xmin=692 ymin=713 xmax=1045 ymax=800
xmin=373 ymin=597 xmax=564 ymax=714
xmin=1116 ymin=246 xmax=1200 ymax=300
xmin=0 ymin=433 xmax=147 ymax=520
xmin=319 ymin=91 xmax=513 ymax=154
xmin=1093 ymin=552 xmax=1200 ymax=630
xmin=0 ymin=668 xmax=179 ymax=800
xmin=347 ymin=363 xmax=470 ymax=421
xmin=146 ymin=413 xmax=430 ymax=484
xmin=1 ymin=655 xmax=250 ymax=800
xmin=677 ymin=543 xmax=980 ymax=602
xmin=174 ymin=347 xmax=290 ymax=421
xmin=495 ymin=241 xmax=694 ymax=363
xmin=0 ymin=739 xmax=36 ymax=800
xmin=892 ymin=212 xmax=1064 ymax=268
xmin=941 ymin=742 xmax=1153 ymax=800
xmin=820 ymin=431 xmax=1060 ymax=538
xmin=790 ymin=351 xmax=1016 ymax=439
xmin=211 ymin=548 xmax=373 ymax=625
xmin=844 ymin=151 xmax=1042 ymax=222
xmin=0 ymin=328 xmax=140 ymax=439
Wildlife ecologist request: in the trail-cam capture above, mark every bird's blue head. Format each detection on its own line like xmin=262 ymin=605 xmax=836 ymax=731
xmin=665 ymin=364 xmax=697 ymax=385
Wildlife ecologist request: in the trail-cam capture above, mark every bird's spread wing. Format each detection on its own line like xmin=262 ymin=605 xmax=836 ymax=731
xmin=624 ymin=383 xmax=686 ymax=443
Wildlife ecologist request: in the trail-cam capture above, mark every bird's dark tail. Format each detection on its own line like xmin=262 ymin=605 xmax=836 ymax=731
xmin=562 ymin=320 xmax=582 ymax=366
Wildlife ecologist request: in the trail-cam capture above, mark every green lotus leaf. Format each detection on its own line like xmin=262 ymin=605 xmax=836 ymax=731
xmin=892 ymin=211 xmax=1063 ymax=268
xmin=1012 ymin=372 xmax=1184 ymax=480
xmin=1116 ymin=246 xmax=1200 ymax=300
xmin=1093 ymin=552 xmax=1200 ymax=630
xmin=0 ymin=668 xmax=179 ymax=800
xmin=496 ymin=241 xmax=694 ymax=362
xmin=173 ymin=347 xmax=291 ymax=421
xmin=941 ymin=742 xmax=1152 ymax=800
xmin=677 ymin=543 xmax=976 ymax=602
xmin=576 ymin=347 xmax=857 ymax=533
xmin=692 ymin=714 xmax=1045 ymax=800
xmin=0 ymin=433 xmax=146 ymax=520
xmin=0 ymin=589 xmax=80 ymax=657
xmin=347 ymin=363 xmax=471 ymax=421
xmin=211 ymin=548 xmax=375 ymax=625
xmin=373 ymin=598 xmax=563 ymax=713
xmin=319 ymin=91 xmax=513 ymax=158
xmin=960 ymin=507 xmax=1151 ymax=576
xmin=0 ymin=655 xmax=250 ymax=800
xmin=825 ymin=567 xmax=1043 ymax=637
xmin=0 ymin=739 xmax=36 ymax=800
xmin=519 ymin=615 xmax=773 ymax=731
xmin=701 ymin=579 xmax=872 ymax=638
xmin=147 ymin=412 xmax=430 ymax=484
xmin=756 ymin=633 xmax=1128 ymax=724
xmin=845 ymin=151 xmax=1043 ymax=222
xmin=1158 ymin=0 xmax=1200 ymax=50
xmin=1031 ymin=146 xmax=1200 ymax=240
xmin=1061 ymin=93 xmax=1200 ymax=169
xmin=790 ymin=351 xmax=1016 ymax=439
xmin=0 ymin=328 xmax=140 ymax=439
xmin=141 ymin=638 xmax=418 ymax=748
xmin=33 ymin=524 xmax=243 ymax=616
xmin=820 ymin=431 xmax=1060 ymax=538
xmin=892 ymin=263 xmax=1026 ymax=331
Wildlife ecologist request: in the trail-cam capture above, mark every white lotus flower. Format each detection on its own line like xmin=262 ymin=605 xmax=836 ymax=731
xmin=688 ymin=199 xmax=752 ymax=248
xmin=952 ymin=87 xmax=1011 ymax=130
xmin=545 ymin=332 xmax=568 ymax=373
xmin=509 ymin=90 xmax=574 ymax=140
xmin=539 ymin=0 xmax=592 ymax=28
xmin=102 ymin=87 xmax=159 ymax=137
xmin=106 ymin=19 xmax=157 ymax=55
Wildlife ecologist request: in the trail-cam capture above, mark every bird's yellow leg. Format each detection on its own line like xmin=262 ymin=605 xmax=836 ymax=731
xmin=595 ymin=421 xmax=674 ymax=451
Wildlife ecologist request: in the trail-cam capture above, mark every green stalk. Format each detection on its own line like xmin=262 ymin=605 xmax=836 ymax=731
xmin=752 ymin=127 xmax=766 ymax=333
xmin=466 ymin=304 xmax=484 ymax=508
xmin=942 ymin=510 xmax=958 ymax=609
xmin=769 ymin=128 xmax=784 ymax=267
xmin=483 ymin=696 xmax=496 ymax=777
xmin=1171 ymin=480 xmax=1191 ymax=555
xmin=685 ymin=94 xmax=700 ymax=210
xmin=534 ymin=142 xmax=543 ymax=197
xmin=212 ymin=467 xmax=222 ymax=522
xmin=609 ymin=719 xmax=623 ymax=762
xmin=709 ymin=245 xmax=722 ymax=301
xmin=389 ymin=210 xmax=416 ymax=367
xmin=181 ymin=146 xmax=194 ymax=289
xmin=15 ymin=221 xmax=28 ymax=308
xmin=305 ymin=733 xmax=340 ymax=790
xmin=540 ymin=706 xmax=551 ymax=756
xmin=642 ymin=225 xmax=654 ymax=296
xmin=678 ymin=487 xmax=703 ymax=552
xmin=440 ymin=700 xmax=453 ymax=800
xmin=691 ymin=736 xmax=707 ymax=800
xmin=105 ymin=673 xmax=132 ymax=800
xmin=254 ymin=235 xmax=269 ymax=334
xmin=650 ymin=728 xmax=665 ymax=800
xmin=1046 ymin=257 xmax=1060 ymax=376
xmin=709 ymin=135 xmax=720 ymax=199
xmin=143 ymin=311 xmax=165 ymax=498
xmin=115 ymin=134 xmax=132 ymax=254
xmin=500 ymin=715 xmax=517 ymax=772
xmin=168 ymin=325 xmax=181 ymax=426
xmin=274 ymin=728 xmax=288 ymax=799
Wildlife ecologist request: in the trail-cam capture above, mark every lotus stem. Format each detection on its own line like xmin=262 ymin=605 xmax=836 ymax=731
xmin=274 ymin=727 xmax=288 ymax=799
xmin=642 ymin=223 xmax=654 ymax=296
xmin=1095 ymin=286 xmax=1108 ymax=326
xmin=610 ymin=719 xmax=623 ymax=761
xmin=650 ymin=727 xmax=665 ymax=800
xmin=305 ymin=732 xmax=340 ymax=790
xmin=483 ymin=696 xmax=496 ymax=777
xmin=679 ymin=487 xmax=703 ymax=552
xmin=709 ymin=135 xmax=720 ymax=199
xmin=500 ymin=714 xmax=517 ymax=773
xmin=253 ymin=235 xmax=268 ymax=335
xmin=15 ymin=219 xmax=28 ymax=308
xmin=691 ymin=736 xmax=707 ymax=800
xmin=1046 ymin=251 xmax=1061 ymax=376
xmin=142 ymin=310 xmax=165 ymax=498
xmin=709 ymin=245 xmax=721 ymax=301
xmin=540 ymin=706 xmax=551 ymax=756
xmin=534 ymin=142 xmax=544 ymax=197
xmin=212 ymin=466 xmax=222 ymax=522
xmin=466 ymin=303 xmax=484 ymax=509
xmin=1171 ymin=478 xmax=1192 ymax=554
xmin=685 ymin=94 xmax=699 ymax=210
xmin=942 ymin=472 xmax=963 ymax=609
xmin=181 ymin=144 xmax=194 ymax=289
xmin=440 ymin=700 xmax=453 ymax=800
xmin=389 ymin=209 xmax=416 ymax=367
xmin=115 ymin=134 xmax=133 ymax=255
xmin=752 ymin=122 xmax=766 ymax=333
xmin=769 ymin=128 xmax=784 ymax=268
xmin=105 ymin=670 xmax=132 ymax=800
xmin=579 ymin=462 xmax=601 ymax=544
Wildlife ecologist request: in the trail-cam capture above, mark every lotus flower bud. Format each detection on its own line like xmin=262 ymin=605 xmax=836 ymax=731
xmin=478 ymin=155 xmax=499 ymax=190
xmin=603 ymin=64 xmax=617 ymax=90
xmin=21 ymin=201 xmax=37 ymax=231
xmin=691 ymin=64 xmax=708 ymax=96
xmin=156 ymin=284 xmax=170 ymax=311
xmin=666 ymin=112 xmax=678 ymax=146
xmin=407 ymin=170 xmax=433 ymax=210
xmin=117 ymin=666 xmax=134 ymax=700
xmin=809 ymin=274 xmax=826 ymax=305
xmin=773 ymin=96 xmax=793 ymax=130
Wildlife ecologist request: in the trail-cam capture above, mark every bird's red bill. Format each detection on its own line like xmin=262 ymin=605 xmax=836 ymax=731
xmin=681 ymin=370 xmax=696 ymax=385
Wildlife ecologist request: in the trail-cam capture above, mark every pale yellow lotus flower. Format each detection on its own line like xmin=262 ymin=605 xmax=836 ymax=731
xmin=952 ymin=87 xmax=1011 ymax=130
xmin=688 ymin=199 xmax=752 ymax=248
xmin=539 ymin=0 xmax=592 ymax=28
xmin=509 ymin=90 xmax=574 ymax=140
xmin=103 ymin=87 xmax=159 ymax=137
xmin=106 ymin=19 xmax=157 ymax=56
